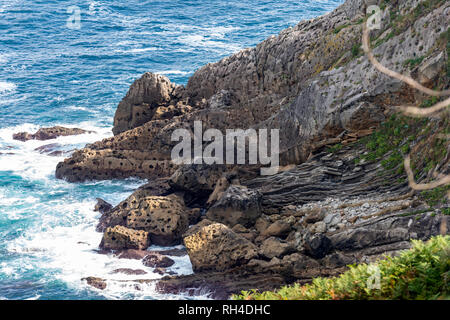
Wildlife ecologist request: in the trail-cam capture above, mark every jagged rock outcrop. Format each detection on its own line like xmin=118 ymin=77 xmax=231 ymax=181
xmin=100 ymin=225 xmax=150 ymax=251
xmin=56 ymin=0 xmax=448 ymax=182
xmin=94 ymin=198 xmax=113 ymax=214
xmin=14 ymin=126 xmax=94 ymax=142
xmin=113 ymin=72 xmax=186 ymax=135
xmin=206 ymin=185 xmax=262 ymax=228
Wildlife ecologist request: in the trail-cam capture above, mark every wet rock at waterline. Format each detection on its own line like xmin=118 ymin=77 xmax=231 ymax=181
xmin=13 ymin=126 xmax=94 ymax=141
xmin=142 ymin=253 xmax=175 ymax=268
xmin=100 ymin=225 xmax=151 ymax=251
xmin=82 ymin=277 xmax=107 ymax=290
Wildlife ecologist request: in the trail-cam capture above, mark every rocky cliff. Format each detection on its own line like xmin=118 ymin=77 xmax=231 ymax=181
xmin=56 ymin=0 xmax=449 ymax=298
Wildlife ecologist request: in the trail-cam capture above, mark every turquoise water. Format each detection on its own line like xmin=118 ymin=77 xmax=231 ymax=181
xmin=0 ymin=0 xmax=343 ymax=299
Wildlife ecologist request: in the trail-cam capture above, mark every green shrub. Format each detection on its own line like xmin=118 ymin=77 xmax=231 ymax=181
xmin=233 ymin=236 xmax=450 ymax=300
xmin=403 ymin=56 xmax=425 ymax=69
xmin=419 ymin=185 xmax=450 ymax=207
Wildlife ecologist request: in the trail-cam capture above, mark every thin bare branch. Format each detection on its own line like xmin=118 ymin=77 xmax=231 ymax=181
xmin=362 ymin=24 xmax=450 ymax=99
xmin=362 ymin=22 xmax=449 ymax=192
xmin=397 ymin=97 xmax=450 ymax=117
xmin=404 ymin=155 xmax=450 ymax=191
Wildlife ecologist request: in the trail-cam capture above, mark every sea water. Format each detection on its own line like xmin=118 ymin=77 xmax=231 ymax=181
xmin=0 ymin=0 xmax=343 ymax=299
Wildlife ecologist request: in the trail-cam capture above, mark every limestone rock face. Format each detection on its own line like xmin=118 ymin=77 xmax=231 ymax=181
xmin=100 ymin=225 xmax=150 ymax=251
xmin=183 ymin=222 xmax=258 ymax=272
xmin=113 ymin=72 xmax=181 ymax=135
xmin=13 ymin=126 xmax=93 ymax=142
xmin=206 ymin=185 xmax=262 ymax=228
xmin=56 ymin=0 xmax=448 ymax=183
xmin=262 ymin=2 xmax=448 ymax=164
xmin=417 ymin=51 xmax=445 ymax=84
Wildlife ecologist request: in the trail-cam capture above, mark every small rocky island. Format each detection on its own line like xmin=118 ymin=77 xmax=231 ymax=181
xmin=54 ymin=0 xmax=449 ymax=299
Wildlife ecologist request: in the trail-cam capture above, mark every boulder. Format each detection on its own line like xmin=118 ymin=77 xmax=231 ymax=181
xmin=142 ymin=253 xmax=175 ymax=268
xmin=100 ymin=225 xmax=150 ymax=251
xmin=329 ymin=227 xmax=410 ymax=252
xmin=260 ymin=237 xmax=294 ymax=259
xmin=13 ymin=126 xmax=93 ymax=141
xmin=183 ymin=222 xmax=258 ymax=272
xmin=125 ymin=194 xmax=189 ymax=246
xmin=254 ymin=216 xmax=271 ymax=234
xmin=97 ymin=191 xmax=189 ymax=246
xmin=304 ymin=234 xmax=332 ymax=259
xmin=260 ymin=220 xmax=291 ymax=238
xmin=206 ymin=185 xmax=262 ymax=228
xmin=304 ymin=209 xmax=326 ymax=224
xmin=169 ymin=164 xmax=226 ymax=197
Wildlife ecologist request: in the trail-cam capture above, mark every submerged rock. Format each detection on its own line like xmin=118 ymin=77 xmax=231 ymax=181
xmin=82 ymin=277 xmax=107 ymax=290
xmin=116 ymin=249 xmax=150 ymax=260
xmin=142 ymin=253 xmax=175 ymax=268
xmin=13 ymin=126 xmax=94 ymax=141
xmin=152 ymin=248 xmax=187 ymax=257
xmin=111 ymin=268 xmax=147 ymax=275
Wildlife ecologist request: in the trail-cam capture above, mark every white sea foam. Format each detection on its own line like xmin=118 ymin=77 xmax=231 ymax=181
xmin=6 ymin=198 xmax=201 ymax=300
xmin=156 ymin=70 xmax=190 ymax=76
xmin=64 ymin=105 xmax=89 ymax=111
xmin=127 ymin=47 xmax=158 ymax=53
xmin=0 ymin=122 xmax=112 ymax=181
xmin=0 ymin=120 xmax=200 ymax=299
xmin=178 ymin=34 xmax=242 ymax=54
xmin=0 ymin=81 xmax=16 ymax=93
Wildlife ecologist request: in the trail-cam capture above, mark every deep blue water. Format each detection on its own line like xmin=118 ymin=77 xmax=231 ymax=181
xmin=0 ymin=0 xmax=343 ymax=299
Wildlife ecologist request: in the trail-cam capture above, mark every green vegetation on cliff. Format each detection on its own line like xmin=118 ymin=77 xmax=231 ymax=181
xmin=233 ymin=236 xmax=450 ymax=300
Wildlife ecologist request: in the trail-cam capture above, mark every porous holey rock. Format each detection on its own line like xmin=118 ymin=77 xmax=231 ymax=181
xmin=183 ymin=222 xmax=258 ymax=272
